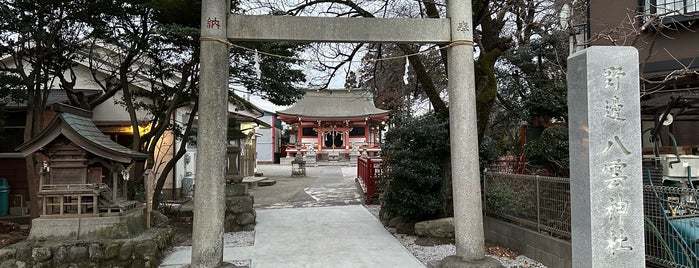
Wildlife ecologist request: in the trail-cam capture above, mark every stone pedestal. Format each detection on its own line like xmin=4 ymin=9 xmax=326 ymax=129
xmin=225 ymin=183 xmax=248 ymax=196
xmin=305 ymin=149 xmax=317 ymax=167
xmin=226 ymin=145 xmax=243 ymax=183
xmin=224 ymin=194 xmax=256 ymax=232
xmin=428 ymin=256 xmax=502 ymax=268
xmin=328 ymin=151 xmax=340 ymax=162
xmin=291 ymin=157 xmax=306 ymax=177
xmin=349 ymin=152 xmax=360 ymax=167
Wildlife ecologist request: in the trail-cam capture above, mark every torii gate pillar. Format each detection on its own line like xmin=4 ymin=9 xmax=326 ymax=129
xmin=193 ymin=1 xmax=229 ymax=267
xmin=196 ymin=0 xmax=501 ymax=267
xmin=440 ymin=1 xmax=501 ymax=267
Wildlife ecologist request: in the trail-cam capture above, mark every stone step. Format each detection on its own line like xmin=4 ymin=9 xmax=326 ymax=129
xmin=254 ymin=172 xmax=264 ymax=177
xmin=242 ymin=176 xmax=267 ymax=188
xmin=258 ymin=179 xmax=277 ymax=187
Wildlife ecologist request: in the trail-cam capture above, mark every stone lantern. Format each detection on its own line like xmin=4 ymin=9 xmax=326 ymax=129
xmin=291 ymin=147 xmax=306 ymax=177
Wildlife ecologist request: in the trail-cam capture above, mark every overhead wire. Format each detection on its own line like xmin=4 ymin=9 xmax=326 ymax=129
xmin=200 ymin=36 xmax=475 ymax=64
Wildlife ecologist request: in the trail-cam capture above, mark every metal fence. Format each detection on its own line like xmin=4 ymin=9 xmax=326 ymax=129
xmin=483 ymin=172 xmax=571 ymax=240
xmin=643 ymin=185 xmax=699 ymax=268
xmin=484 ymin=171 xmax=699 ymax=268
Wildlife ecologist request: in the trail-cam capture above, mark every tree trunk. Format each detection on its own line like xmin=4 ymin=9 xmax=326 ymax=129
xmin=23 ymin=89 xmax=45 ymax=219
xmin=151 ymin=102 xmax=197 ymax=210
xmin=474 ymin=50 xmax=501 ymax=143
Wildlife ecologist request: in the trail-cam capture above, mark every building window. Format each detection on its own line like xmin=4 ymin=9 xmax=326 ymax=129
xmin=0 ymin=127 xmax=24 ymax=153
xmin=645 ymin=0 xmax=699 ymax=18
xmin=186 ymin=128 xmax=197 ymax=150
xmin=0 ymin=110 xmax=26 ymax=154
xmin=349 ymin=127 xmax=365 ymax=137
xmin=302 ymin=127 xmax=317 ymax=137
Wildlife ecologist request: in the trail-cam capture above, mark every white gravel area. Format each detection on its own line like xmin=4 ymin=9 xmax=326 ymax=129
xmin=224 ymin=231 xmax=254 ymax=267
xmin=365 ymin=205 xmax=547 ymax=268
xmin=160 ymin=232 xmax=254 ymax=268
xmin=223 ymin=231 xmax=255 ymax=247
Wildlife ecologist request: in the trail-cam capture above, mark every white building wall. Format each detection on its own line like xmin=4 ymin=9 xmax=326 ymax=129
xmin=92 ymin=88 xmax=150 ymax=122
xmin=255 ymin=112 xmax=279 ymax=163
xmin=170 ymin=107 xmax=197 ymax=198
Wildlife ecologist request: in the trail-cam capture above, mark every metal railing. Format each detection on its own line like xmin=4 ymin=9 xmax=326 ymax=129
xmin=357 ymin=156 xmax=384 ymax=205
xmin=484 ymin=171 xmax=699 ymax=267
xmin=643 ymin=185 xmax=699 ymax=268
xmin=483 ymin=172 xmax=571 ymax=239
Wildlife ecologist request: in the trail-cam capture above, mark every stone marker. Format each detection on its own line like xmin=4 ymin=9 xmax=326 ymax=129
xmin=567 ymin=46 xmax=645 ymax=267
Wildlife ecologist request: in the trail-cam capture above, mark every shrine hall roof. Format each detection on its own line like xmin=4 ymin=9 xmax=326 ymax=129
xmin=277 ymin=89 xmax=389 ymax=119
xmin=17 ymin=104 xmax=147 ymax=163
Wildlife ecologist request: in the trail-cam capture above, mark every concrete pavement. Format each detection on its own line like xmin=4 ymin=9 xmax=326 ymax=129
xmin=253 ymin=165 xmax=362 ymax=208
xmin=160 ymin=165 xmax=424 ymax=268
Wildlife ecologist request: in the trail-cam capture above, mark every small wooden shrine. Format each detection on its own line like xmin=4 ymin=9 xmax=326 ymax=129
xmin=17 ymin=104 xmax=147 ymax=218
xmin=277 ymin=89 xmax=389 ymax=163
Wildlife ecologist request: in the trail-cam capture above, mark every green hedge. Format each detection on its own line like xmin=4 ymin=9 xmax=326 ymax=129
xmin=380 ymin=113 xmax=450 ymax=221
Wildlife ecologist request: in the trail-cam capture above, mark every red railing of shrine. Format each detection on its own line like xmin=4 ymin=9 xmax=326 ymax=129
xmin=357 ymin=156 xmax=384 ymax=205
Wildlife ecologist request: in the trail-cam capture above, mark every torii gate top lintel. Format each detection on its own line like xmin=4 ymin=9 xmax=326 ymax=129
xmin=227 ymin=14 xmax=452 ymax=44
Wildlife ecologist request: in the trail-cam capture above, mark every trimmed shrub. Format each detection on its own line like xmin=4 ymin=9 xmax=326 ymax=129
xmin=525 ymin=125 xmax=569 ymax=176
xmin=380 ymin=113 xmax=450 ymax=222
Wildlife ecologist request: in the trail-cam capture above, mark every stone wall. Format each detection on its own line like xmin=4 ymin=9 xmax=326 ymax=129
xmin=224 ymin=194 xmax=256 ymax=232
xmin=0 ymin=228 xmax=174 ymax=268
xmin=484 ymin=216 xmax=571 ymax=268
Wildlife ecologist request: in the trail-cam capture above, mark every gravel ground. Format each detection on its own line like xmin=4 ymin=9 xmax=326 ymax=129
xmin=223 ymin=231 xmax=254 ymax=267
xmin=223 ymin=231 xmax=255 ymax=247
xmin=161 ymin=231 xmax=254 ymax=268
xmin=364 ymin=205 xmax=547 ymax=268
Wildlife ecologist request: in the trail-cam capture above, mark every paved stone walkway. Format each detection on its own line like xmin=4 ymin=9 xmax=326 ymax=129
xmin=257 ymin=165 xmax=362 ymax=208
xmin=161 ymin=165 xmax=424 ymax=268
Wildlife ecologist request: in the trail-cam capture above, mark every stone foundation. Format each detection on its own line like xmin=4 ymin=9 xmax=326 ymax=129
xmin=29 ymin=208 xmax=146 ymax=241
xmin=224 ymin=192 xmax=256 ymax=232
xmin=0 ymin=228 xmax=174 ymax=267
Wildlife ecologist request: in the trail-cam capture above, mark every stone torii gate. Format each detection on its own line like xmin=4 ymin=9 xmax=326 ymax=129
xmin=194 ymin=1 xmax=499 ymax=267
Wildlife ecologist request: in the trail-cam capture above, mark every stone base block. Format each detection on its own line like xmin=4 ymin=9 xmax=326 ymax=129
xmin=242 ymin=176 xmax=267 ymax=188
xmin=328 ymin=153 xmax=340 ymax=162
xmin=29 ymin=208 xmax=145 ymax=241
xmin=226 ymin=174 xmax=243 ymax=184
xmin=428 ymin=255 xmax=503 ymax=268
xmin=226 ymin=184 xmax=248 ymax=196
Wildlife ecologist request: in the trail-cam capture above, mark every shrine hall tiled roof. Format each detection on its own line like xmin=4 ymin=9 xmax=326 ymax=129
xmin=17 ymin=104 xmax=147 ymax=163
xmin=277 ymin=89 xmax=389 ymax=119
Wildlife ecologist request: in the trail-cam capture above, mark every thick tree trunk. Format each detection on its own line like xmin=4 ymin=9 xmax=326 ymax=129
xmin=23 ymin=90 xmax=44 ymax=219
xmin=23 ymin=156 xmax=40 ymax=219
xmin=474 ymin=50 xmax=501 ymax=143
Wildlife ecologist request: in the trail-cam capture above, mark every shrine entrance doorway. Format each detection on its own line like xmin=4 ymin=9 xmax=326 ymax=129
xmin=324 ymin=131 xmax=343 ymax=149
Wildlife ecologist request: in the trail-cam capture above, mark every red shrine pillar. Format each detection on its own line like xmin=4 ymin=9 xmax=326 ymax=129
xmin=317 ymin=130 xmax=322 ymax=154
xmin=365 ymin=125 xmax=370 ymax=147
xmin=296 ymin=122 xmax=302 ymax=145
xmin=344 ymin=130 xmax=350 ymax=153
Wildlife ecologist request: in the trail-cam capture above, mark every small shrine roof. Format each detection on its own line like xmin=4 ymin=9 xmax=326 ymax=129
xmin=17 ymin=104 xmax=147 ymax=163
xmin=277 ymin=89 xmax=389 ymax=119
